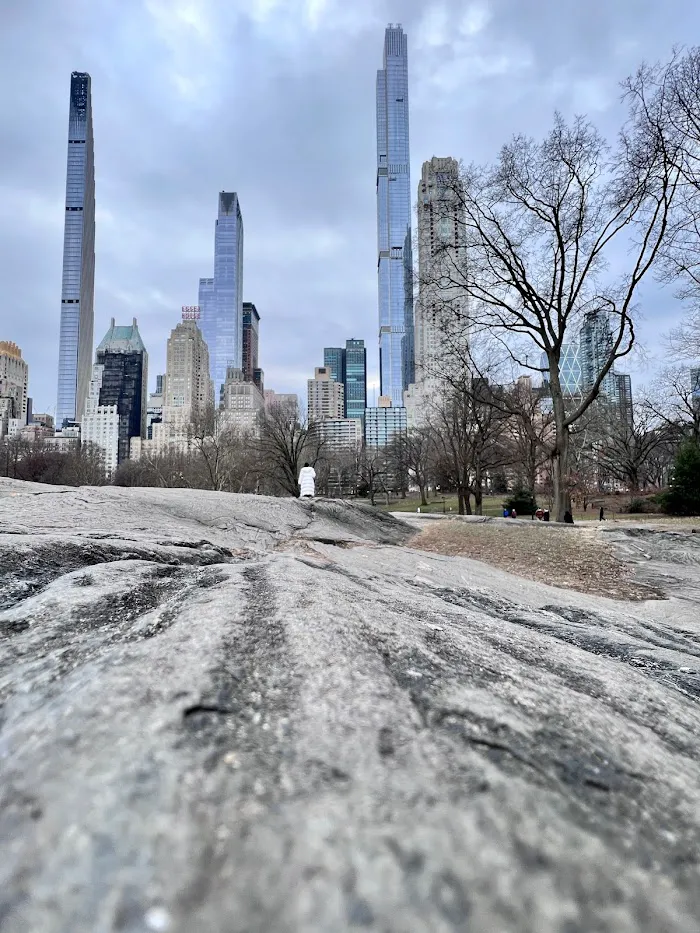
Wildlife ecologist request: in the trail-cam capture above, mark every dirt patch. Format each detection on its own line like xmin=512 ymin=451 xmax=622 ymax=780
xmin=408 ymin=521 xmax=664 ymax=601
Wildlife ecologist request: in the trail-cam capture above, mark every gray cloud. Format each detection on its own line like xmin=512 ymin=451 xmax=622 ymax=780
xmin=1 ymin=0 xmax=696 ymax=414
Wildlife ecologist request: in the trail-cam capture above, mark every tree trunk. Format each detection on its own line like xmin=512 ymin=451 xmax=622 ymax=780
xmin=419 ymin=485 xmax=428 ymax=507
xmin=474 ymin=464 xmax=483 ymax=516
xmin=551 ymin=426 xmax=571 ymax=522
xmin=457 ymin=487 xmax=465 ymax=515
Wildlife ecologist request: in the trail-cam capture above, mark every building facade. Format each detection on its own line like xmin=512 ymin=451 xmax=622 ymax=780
xmin=308 ymin=367 xmax=344 ymax=422
xmin=199 ymin=192 xmax=244 ymax=403
xmin=221 ymin=366 xmax=264 ymax=434
xmin=56 ymin=72 xmax=95 ymax=428
xmin=614 ymin=373 xmax=634 ymax=427
xmin=323 ymin=339 xmax=367 ymax=422
xmin=312 ymin=418 xmax=363 ymax=452
xmin=0 ymin=341 xmax=29 ymax=426
xmin=345 ymin=339 xmax=367 ymax=422
xmin=82 ymin=364 xmax=119 ymax=474
xmin=242 ymin=302 xmax=260 ymax=385
xmin=580 ymin=310 xmax=617 ymax=399
xmin=82 ymin=319 xmax=147 ymax=471
xmin=376 ymin=25 xmax=414 ymax=406
xmin=364 ymin=398 xmax=407 ymax=448
xmin=414 ymin=157 xmax=468 ymax=391
xmin=264 ymin=390 xmax=298 ymax=412
xmin=45 ymin=423 xmax=80 ymax=452
xmin=323 ymin=347 xmax=346 ymax=385
xmin=161 ymin=320 xmax=214 ymax=432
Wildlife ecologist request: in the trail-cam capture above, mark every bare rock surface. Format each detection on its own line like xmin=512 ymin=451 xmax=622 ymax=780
xmin=1 ymin=478 xmax=700 ymax=933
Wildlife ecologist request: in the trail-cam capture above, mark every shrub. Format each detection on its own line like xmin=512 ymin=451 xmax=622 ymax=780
xmin=504 ymin=488 xmax=537 ymax=516
xmin=660 ymin=441 xmax=700 ymax=516
xmin=622 ymin=496 xmax=662 ymax=514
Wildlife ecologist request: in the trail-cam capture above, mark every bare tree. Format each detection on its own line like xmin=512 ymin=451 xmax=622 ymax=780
xmin=503 ymin=376 xmax=554 ymax=494
xmin=257 ymin=400 xmax=323 ymax=497
xmin=357 ymin=447 xmax=390 ymax=506
xmin=427 ymin=372 xmax=511 ymax=515
xmin=0 ymin=437 xmax=107 ymax=487
xmin=426 ymin=112 xmax=681 ymax=519
xmin=403 ymin=428 xmax=436 ymax=506
xmin=645 ymin=364 xmax=700 ymax=442
xmin=187 ymin=405 xmax=234 ymax=492
xmin=593 ymin=404 xmax=667 ymax=492
xmin=625 ymin=48 xmax=700 ymax=314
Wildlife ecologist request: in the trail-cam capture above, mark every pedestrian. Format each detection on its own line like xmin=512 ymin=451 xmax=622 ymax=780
xmin=511 ymin=508 xmax=517 ymax=519
xmin=298 ymin=462 xmax=316 ymax=498
xmin=564 ymin=510 xmax=574 ymax=524
xmin=599 ymin=506 xmax=605 ymax=521
xmin=543 ymin=509 xmax=550 ymax=522
xmin=503 ymin=507 xmax=509 ymax=518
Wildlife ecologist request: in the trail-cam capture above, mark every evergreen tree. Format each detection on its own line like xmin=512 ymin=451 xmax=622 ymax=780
xmin=662 ymin=441 xmax=700 ymax=516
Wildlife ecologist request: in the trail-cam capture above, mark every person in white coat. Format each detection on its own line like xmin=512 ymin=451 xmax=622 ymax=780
xmin=298 ymin=462 xmax=316 ymax=498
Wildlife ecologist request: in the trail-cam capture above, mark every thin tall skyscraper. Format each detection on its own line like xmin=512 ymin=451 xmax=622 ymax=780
xmin=199 ymin=192 xmax=244 ymax=404
xmin=415 ymin=157 xmax=468 ymax=390
xmin=56 ymin=72 xmax=95 ymax=427
xmin=376 ymin=24 xmax=414 ymax=406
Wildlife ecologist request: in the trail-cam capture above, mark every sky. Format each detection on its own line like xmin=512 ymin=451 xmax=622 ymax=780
xmin=1 ymin=0 xmax=698 ymax=416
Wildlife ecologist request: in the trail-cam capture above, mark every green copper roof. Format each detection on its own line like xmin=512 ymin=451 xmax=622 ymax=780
xmin=97 ymin=318 xmax=146 ymax=354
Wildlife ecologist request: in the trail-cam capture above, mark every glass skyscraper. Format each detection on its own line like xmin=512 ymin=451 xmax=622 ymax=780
xmin=323 ymin=347 xmax=346 ymax=385
xmin=345 ymin=339 xmax=367 ymax=422
xmin=199 ymin=192 xmax=244 ymax=404
xmin=376 ymin=25 xmax=414 ymax=406
xmin=56 ymin=72 xmax=95 ymax=428
xmin=580 ymin=310 xmax=617 ymax=399
xmin=323 ymin=340 xmax=367 ymax=421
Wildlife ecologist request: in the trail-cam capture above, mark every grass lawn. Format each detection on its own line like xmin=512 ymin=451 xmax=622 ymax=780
xmin=379 ymin=493 xmax=676 ymax=522
xmin=382 ymin=494 xmax=504 ymax=516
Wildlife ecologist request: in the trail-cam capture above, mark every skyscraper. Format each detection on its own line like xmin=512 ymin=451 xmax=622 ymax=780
xmin=56 ymin=72 xmax=95 ymax=428
xmin=199 ymin=192 xmax=244 ymax=404
xmin=162 ymin=320 xmax=214 ymax=428
xmin=542 ymin=345 xmax=584 ymax=396
xmin=415 ymin=157 xmax=468 ymax=389
xmin=0 ymin=341 xmax=29 ymax=426
xmin=308 ymin=367 xmax=344 ymax=422
xmin=580 ymin=310 xmax=617 ymax=399
xmin=364 ymin=399 xmax=407 ymax=448
xmin=82 ymin=318 xmax=147 ymax=470
xmin=344 ymin=339 xmax=367 ymax=422
xmin=242 ymin=302 xmax=260 ymax=382
xmin=614 ymin=373 xmax=634 ymax=428
xmin=323 ymin=347 xmax=346 ymax=385
xmin=376 ymin=25 xmax=414 ymax=405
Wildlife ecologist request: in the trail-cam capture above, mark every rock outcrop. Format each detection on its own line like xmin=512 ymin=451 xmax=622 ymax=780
xmin=1 ymin=479 xmax=699 ymax=932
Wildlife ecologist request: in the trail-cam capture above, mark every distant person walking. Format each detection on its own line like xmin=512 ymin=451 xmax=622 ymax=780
xmin=298 ymin=462 xmax=316 ymax=498
xmin=599 ymin=506 xmax=605 ymax=522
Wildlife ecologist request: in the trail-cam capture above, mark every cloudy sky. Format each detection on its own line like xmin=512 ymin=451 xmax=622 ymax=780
xmin=1 ymin=0 xmax=697 ymax=415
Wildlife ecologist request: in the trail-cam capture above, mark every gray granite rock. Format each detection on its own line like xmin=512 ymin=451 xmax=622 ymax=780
xmin=1 ymin=479 xmax=699 ymax=932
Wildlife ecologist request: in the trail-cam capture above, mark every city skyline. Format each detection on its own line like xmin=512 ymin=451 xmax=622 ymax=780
xmin=2 ymin=3 xmax=697 ymax=413
xmin=55 ymin=71 xmax=95 ymax=428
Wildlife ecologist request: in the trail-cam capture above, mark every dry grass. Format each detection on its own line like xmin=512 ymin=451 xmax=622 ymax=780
xmin=408 ymin=520 xmax=663 ymax=601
